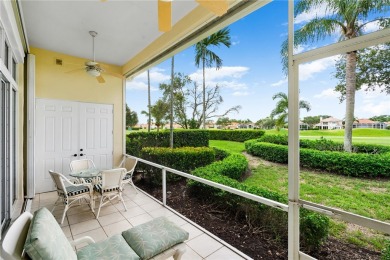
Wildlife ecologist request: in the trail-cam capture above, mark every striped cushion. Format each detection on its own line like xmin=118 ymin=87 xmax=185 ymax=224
xmin=65 ymin=185 xmax=90 ymax=196
xmin=94 ymin=184 xmax=120 ymax=194
xmin=123 ymin=174 xmax=132 ymax=180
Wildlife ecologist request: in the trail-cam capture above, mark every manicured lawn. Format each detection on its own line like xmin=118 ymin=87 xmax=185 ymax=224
xmin=266 ymin=128 xmax=390 ymax=137
xmin=300 ymin=136 xmax=390 ymax=145
xmin=265 ymin=128 xmax=390 ymax=145
xmin=210 ymin=139 xmax=390 ymax=250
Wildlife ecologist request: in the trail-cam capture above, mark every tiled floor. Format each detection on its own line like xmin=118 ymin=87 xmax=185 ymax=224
xmin=30 ymin=186 xmax=248 ymax=260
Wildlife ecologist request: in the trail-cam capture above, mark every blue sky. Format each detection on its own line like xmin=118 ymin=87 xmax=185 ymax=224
xmin=126 ymin=1 xmax=390 ymax=124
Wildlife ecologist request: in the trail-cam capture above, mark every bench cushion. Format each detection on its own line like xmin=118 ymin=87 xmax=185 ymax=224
xmin=23 ymin=207 xmax=77 ymax=260
xmin=77 ymin=234 xmax=140 ymax=260
xmin=122 ymin=216 xmax=189 ymax=259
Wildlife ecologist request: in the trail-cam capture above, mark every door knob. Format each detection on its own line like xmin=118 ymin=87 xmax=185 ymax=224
xmin=73 ymin=154 xmax=77 ymax=157
xmin=80 ymin=153 xmax=84 ymax=156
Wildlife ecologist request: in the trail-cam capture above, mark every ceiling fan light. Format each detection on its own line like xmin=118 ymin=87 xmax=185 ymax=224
xmin=87 ymin=68 xmax=101 ymax=77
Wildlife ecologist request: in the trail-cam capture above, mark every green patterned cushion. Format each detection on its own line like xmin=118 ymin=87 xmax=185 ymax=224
xmin=77 ymin=234 xmax=140 ymax=260
xmin=122 ymin=216 xmax=189 ymax=259
xmin=23 ymin=207 xmax=77 ymax=260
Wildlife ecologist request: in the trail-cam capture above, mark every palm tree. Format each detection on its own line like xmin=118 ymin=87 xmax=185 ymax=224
xmin=194 ymin=28 xmax=231 ymax=129
xmin=169 ymin=56 xmax=174 ymax=148
xmin=270 ymin=92 xmax=311 ymax=130
xmin=282 ymin=0 xmax=389 ymax=152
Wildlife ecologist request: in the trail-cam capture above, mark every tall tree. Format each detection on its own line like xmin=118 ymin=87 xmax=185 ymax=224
xmin=194 ymin=28 xmax=231 ymax=129
xmin=282 ymin=0 xmax=390 ymax=152
xmin=147 ymin=70 xmax=151 ymax=132
xmin=160 ymin=75 xmax=240 ymax=129
xmin=270 ymin=92 xmax=311 ymax=130
xmin=126 ymin=104 xmax=138 ymax=128
xmin=334 ymin=42 xmax=390 ymax=101
xmin=169 ymin=56 xmax=174 ymax=148
xmin=150 ymin=99 xmax=169 ymax=133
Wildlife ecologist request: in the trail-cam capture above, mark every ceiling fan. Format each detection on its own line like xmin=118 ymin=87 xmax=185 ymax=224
xmin=67 ymin=31 xmax=123 ymax=83
xmin=158 ymin=0 xmax=229 ymax=32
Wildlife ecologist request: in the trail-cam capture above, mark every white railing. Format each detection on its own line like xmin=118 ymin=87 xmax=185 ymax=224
xmin=127 ymin=154 xmax=289 ymax=212
xmin=126 ymin=154 xmax=390 ymax=259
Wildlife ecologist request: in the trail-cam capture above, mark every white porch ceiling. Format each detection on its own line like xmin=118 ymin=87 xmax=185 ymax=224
xmin=20 ymin=0 xmax=198 ymax=66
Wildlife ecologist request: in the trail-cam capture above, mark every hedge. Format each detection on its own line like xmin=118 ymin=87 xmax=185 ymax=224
xmin=140 ymin=147 xmax=215 ymax=173
xmin=259 ymin=134 xmax=390 ymax=154
xmin=208 ymin=130 xmax=265 ymax=142
xmin=190 ymin=152 xmax=329 ymax=250
xmin=245 ymin=141 xmax=390 ymax=177
xmin=126 ymin=130 xmax=209 ymax=156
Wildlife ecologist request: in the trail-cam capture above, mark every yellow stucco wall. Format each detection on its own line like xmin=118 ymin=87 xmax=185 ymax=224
xmin=30 ymin=47 xmax=124 ymax=166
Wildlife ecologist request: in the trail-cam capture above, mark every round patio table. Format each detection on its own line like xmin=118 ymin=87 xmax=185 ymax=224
xmin=69 ymin=168 xmax=101 ymax=185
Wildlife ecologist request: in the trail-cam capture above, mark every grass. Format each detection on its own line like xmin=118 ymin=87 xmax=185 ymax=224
xmin=264 ymin=128 xmax=390 ymax=145
xmin=210 ymin=139 xmax=390 ymax=251
xmin=209 ymin=140 xmax=245 ymax=153
xmin=265 ymin=128 xmax=390 ymax=137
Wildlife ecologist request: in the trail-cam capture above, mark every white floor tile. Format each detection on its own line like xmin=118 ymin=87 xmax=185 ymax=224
xmin=128 ymin=213 xmax=153 ymax=226
xmin=102 ymin=219 xmax=133 ymax=237
xmin=98 ymin=212 xmax=125 ymax=226
xmin=206 ymin=246 xmax=245 ymax=260
xmin=70 ymin=219 xmax=101 ymax=236
xmin=186 ymin=234 xmax=223 ymax=258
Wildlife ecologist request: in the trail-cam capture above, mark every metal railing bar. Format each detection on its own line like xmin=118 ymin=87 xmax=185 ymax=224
xmin=134 ymin=187 xmax=253 ymax=260
xmin=299 ymin=251 xmax=316 ymax=260
xmin=126 ymin=154 xmax=289 ymax=212
xmin=299 ymin=199 xmax=390 ymax=234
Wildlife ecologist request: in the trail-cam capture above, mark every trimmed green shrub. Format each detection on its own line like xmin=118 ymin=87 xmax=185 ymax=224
xmin=382 ymin=239 xmax=390 ymax=260
xmin=245 ymin=141 xmax=390 ymax=177
xmin=208 ymin=130 xmax=265 ymax=142
xmin=258 ymin=134 xmax=288 ymax=145
xmin=245 ymin=142 xmax=288 ymax=164
xmin=126 ymin=130 xmax=209 ymax=156
xmin=259 ymin=134 xmax=390 ymax=154
xmin=189 ymin=153 xmax=329 ymax=251
xmin=140 ymin=146 xmax=215 ymax=173
xmin=300 ymin=209 xmax=330 ymax=251
xmin=213 ymin=147 xmax=230 ymax=161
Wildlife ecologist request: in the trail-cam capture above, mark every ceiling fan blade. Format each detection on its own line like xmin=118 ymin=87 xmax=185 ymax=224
xmin=158 ymin=0 xmax=172 ymax=32
xmin=96 ymin=75 xmax=106 ymax=83
xmin=196 ymin=0 xmax=228 ymax=16
xmin=102 ymin=70 xmax=124 ymax=79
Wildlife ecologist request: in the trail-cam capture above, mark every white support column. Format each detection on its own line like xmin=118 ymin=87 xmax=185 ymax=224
xmin=26 ymin=54 xmax=35 ymax=198
xmin=287 ymin=0 xmax=300 ymax=259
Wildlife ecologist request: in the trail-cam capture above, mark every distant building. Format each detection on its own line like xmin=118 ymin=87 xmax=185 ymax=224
xmin=353 ymin=119 xmax=387 ymax=129
xmin=299 ymin=121 xmax=309 ymax=130
xmin=315 ymin=117 xmax=343 ymax=130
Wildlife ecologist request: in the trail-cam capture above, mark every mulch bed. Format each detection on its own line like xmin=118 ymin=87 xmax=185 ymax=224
xmin=136 ymin=177 xmax=381 ymax=260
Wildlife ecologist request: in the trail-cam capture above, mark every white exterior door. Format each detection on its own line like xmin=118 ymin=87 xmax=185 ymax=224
xmin=35 ymin=99 xmax=113 ymax=193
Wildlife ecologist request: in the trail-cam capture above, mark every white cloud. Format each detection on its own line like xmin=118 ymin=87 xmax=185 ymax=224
xmin=294 ymin=3 xmax=328 ymax=24
xmin=360 ymin=100 xmax=390 ymax=115
xmin=361 ymin=20 xmax=381 ymax=33
xmin=125 ymin=81 xmax=158 ymax=91
xmin=314 ymin=88 xmax=338 ymax=99
xmin=133 ymin=67 xmax=170 ymax=82
xmin=232 ymin=41 xmax=240 ymax=46
xmin=232 ymin=91 xmax=249 ymax=96
xmin=189 ymin=66 xmax=249 ymax=90
xmin=299 ymin=56 xmax=337 ymax=81
xmin=271 ymin=78 xmax=287 ymax=87
xmin=126 ymin=67 xmax=168 ymax=91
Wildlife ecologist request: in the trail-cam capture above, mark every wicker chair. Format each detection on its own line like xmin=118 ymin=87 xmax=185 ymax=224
xmin=118 ymin=156 xmax=138 ymax=193
xmin=49 ymin=170 xmax=94 ymax=224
